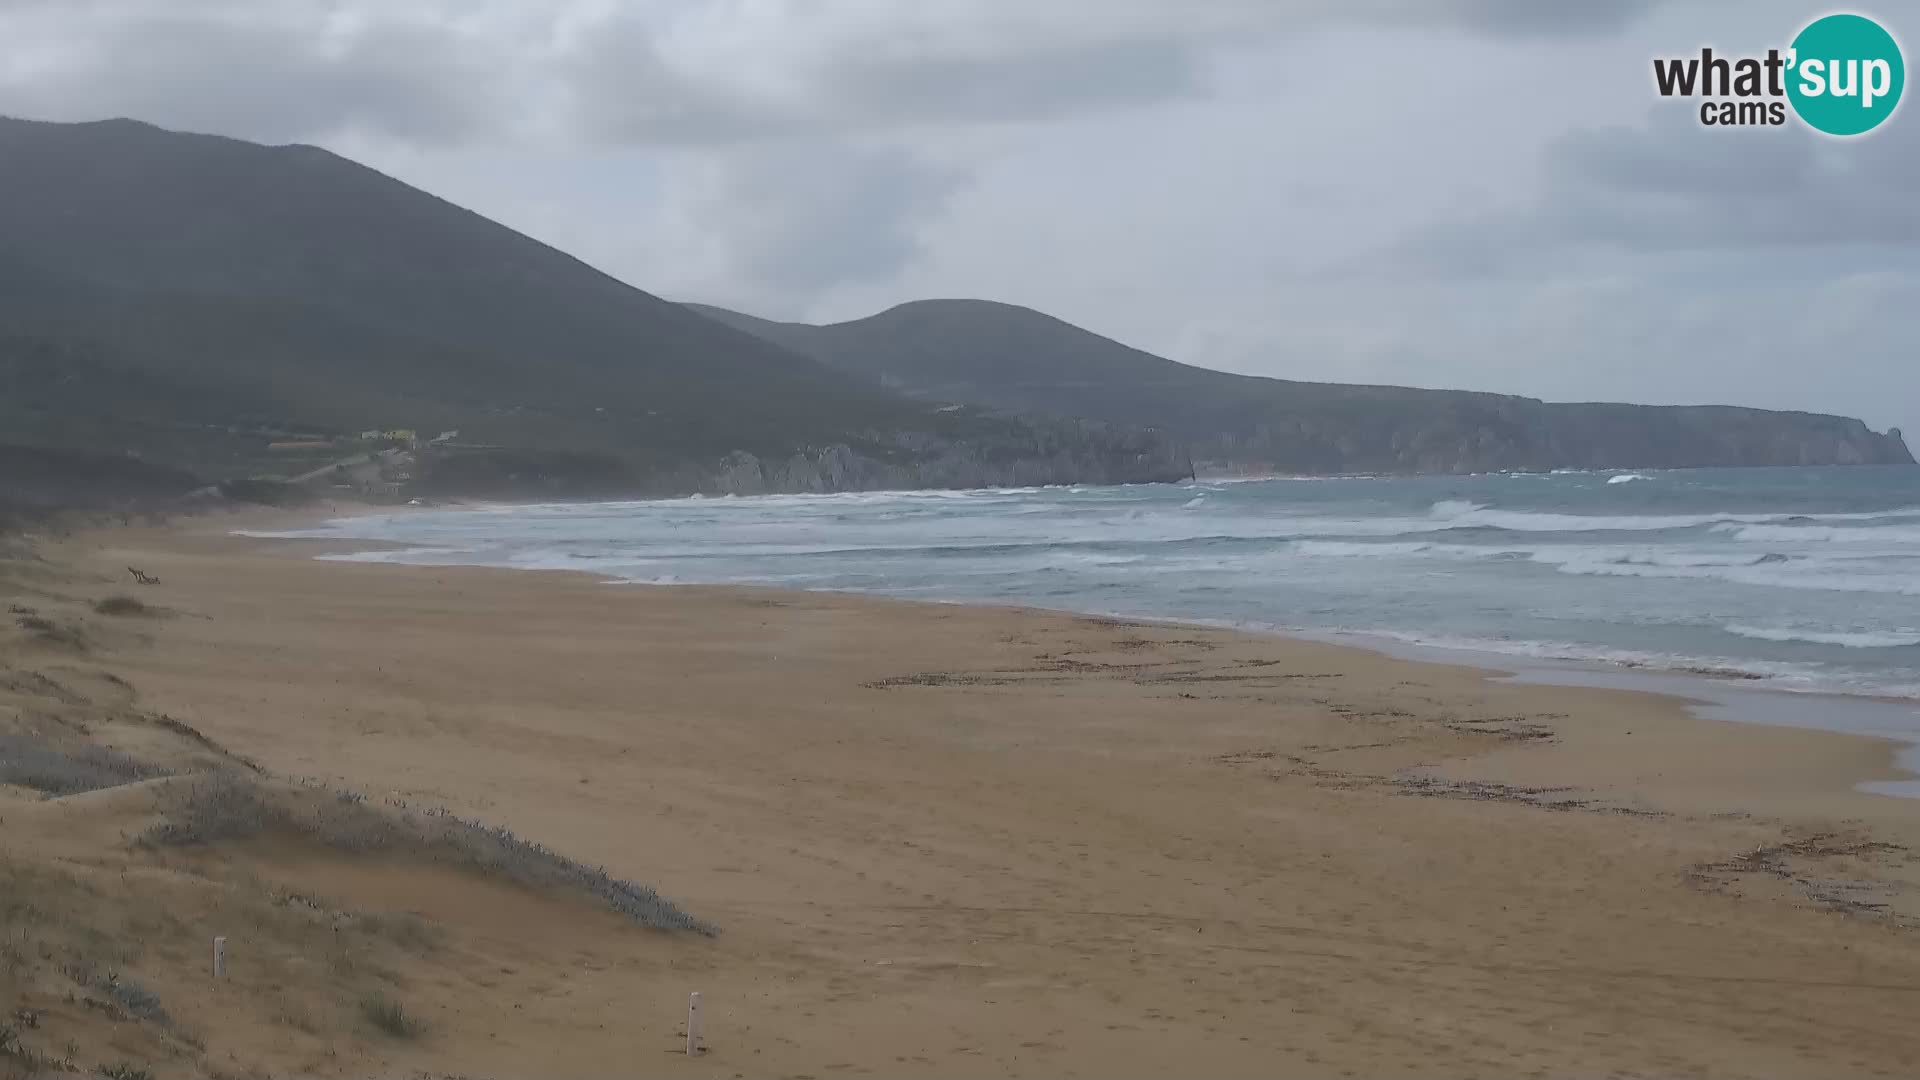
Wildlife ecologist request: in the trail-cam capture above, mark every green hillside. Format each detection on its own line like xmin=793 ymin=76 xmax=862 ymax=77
xmin=0 ymin=117 xmax=1189 ymax=496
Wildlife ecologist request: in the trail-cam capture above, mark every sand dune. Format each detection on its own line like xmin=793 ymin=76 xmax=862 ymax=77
xmin=4 ymin=508 xmax=1920 ymax=1077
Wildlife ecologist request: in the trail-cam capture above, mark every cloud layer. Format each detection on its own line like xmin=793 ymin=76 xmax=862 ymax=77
xmin=2 ymin=0 xmax=1914 ymax=433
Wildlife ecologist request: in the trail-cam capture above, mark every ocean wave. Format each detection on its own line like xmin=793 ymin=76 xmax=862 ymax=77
xmin=305 ymin=496 xmax=1920 ymax=556
xmin=1716 ymin=522 xmax=1920 ymax=544
xmin=287 ymin=523 xmax=1898 ymax=587
xmin=1723 ymin=625 xmax=1920 ymax=648
xmin=1530 ymin=551 xmax=1920 ymax=595
xmin=1294 ymin=542 xmax=1816 ymax=574
xmin=1294 ymin=540 xmax=1442 ymax=558
xmin=1329 ymin=628 xmax=1920 ymax=697
xmin=245 ymin=472 xmax=1920 ymax=709
xmin=317 ymin=545 xmax=483 ymax=562
xmin=1439 ymin=510 xmax=1732 ymax=532
xmin=1555 ymin=548 xmax=1793 ymax=569
xmin=1606 ymin=473 xmax=1649 ymax=484
xmin=1422 ymin=503 xmax=1920 ymax=535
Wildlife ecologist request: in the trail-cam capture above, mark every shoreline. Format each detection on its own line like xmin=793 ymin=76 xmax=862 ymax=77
xmin=251 ymin=501 xmax=1920 ymax=801
xmin=13 ymin=505 xmax=1920 ymax=1075
xmin=90 ymin=505 xmax=1920 ymax=819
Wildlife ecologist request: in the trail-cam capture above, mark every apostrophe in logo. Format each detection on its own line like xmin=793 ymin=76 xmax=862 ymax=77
xmin=1787 ymin=13 xmax=1904 ymax=135
xmin=1652 ymin=12 xmax=1904 ymax=136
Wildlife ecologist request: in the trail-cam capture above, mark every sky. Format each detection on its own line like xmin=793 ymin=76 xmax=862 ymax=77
xmin=1 ymin=0 xmax=1914 ymax=435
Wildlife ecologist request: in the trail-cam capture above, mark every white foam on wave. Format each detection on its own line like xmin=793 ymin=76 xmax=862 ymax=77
xmin=1723 ymin=625 xmax=1920 ymax=649
xmin=1529 ymin=548 xmax=1920 ymax=595
xmin=1337 ymin=628 xmax=1920 ymax=697
xmin=1539 ymin=547 xmax=1788 ymax=569
xmin=1288 ymin=541 xmax=1827 ymax=577
xmin=316 ymin=545 xmax=483 ymax=563
xmin=1444 ymin=506 xmax=1745 ymax=532
xmin=1294 ymin=540 xmax=1444 ymax=558
xmin=1717 ymin=522 xmax=1920 ymax=544
xmin=1052 ymin=551 xmax=1150 ymax=567
xmin=1425 ymin=502 xmax=1920 ymax=534
xmin=1606 ymin=473 xmax=1649 ymax=484
xmin=1232 ymin=542 xmax=1918 ymax=603
xmin=245 ymin=478 xmax=1920 ymax=703
xmin=1428 ymin=499 xmax=1487 ymax=518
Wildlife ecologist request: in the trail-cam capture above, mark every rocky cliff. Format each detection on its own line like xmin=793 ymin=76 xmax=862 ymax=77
xmin=690 ymin=300 xmax=1913 ymax=475
xmin=1194 ymin=399 xmax=1913 ymax=475
xmin=412 ymin=415 xmax=1191 ymax=499
xmin=694 ymin=427 xmax=1191 ymax=495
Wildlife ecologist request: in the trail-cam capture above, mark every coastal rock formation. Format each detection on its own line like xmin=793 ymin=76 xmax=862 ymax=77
xmin=703 ymin=429 xmax=1192 ymax=496
xmin=1194 ymin=401 xmax=1912 ymax=475
xmin=413 ymin=418 xmax=1192 ymax=498
xmin=690 ymin=299 xmax=1913 ymax=475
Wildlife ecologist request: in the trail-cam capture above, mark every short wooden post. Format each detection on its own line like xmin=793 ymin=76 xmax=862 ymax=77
xmin=687 ymin=991 xmax=704 ymax=1057
xmin=212 ymin=936 xmax=227 ymax=978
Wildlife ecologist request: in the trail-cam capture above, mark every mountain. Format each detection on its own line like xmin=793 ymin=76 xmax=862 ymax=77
xmin=688 ymin=299 xmax=1913 ymax=474
xmin=0 ymin=117 xmax=1189 ymax=497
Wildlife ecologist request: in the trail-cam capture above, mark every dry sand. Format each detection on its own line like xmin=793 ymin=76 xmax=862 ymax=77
xmin=5 ymin=506 xmax=1920 ymax=1077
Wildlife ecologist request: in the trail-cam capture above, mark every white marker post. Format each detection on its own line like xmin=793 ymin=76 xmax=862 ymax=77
xmin=687 ymin=991 xmax=704 ymax=1057
xmin=211 ymin=936 xmax=227 ymax=979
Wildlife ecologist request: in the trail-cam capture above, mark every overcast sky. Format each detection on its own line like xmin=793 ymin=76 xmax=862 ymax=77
xmin=2 ymin=0 xmax=1914 ymax=434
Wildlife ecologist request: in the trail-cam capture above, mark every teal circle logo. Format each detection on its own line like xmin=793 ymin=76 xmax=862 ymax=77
xmin=1787 ymin=13 xmax=1904 ymax=135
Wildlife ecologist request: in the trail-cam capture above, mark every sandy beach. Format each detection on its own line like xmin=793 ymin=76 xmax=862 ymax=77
xmin=5 ymin=506 xmax=1920 ymax=1078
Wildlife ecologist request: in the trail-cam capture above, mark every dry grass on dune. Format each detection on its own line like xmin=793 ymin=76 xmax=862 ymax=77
xmin=0 ymin=547 xmax=711 ymax=1079
xmin=2 ymin=744 xmax=711 ymax=1077
xmin=141 ymin=771 xmax=714 ymax=935
xmin=1 ymin=815 xmax=454 ymax=1079
xmin=0 ymin=732 xmax=173 ymax=796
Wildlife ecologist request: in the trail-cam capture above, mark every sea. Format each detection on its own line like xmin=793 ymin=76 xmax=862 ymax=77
xmin=255 ymin=465 xmax=1920 ymax=784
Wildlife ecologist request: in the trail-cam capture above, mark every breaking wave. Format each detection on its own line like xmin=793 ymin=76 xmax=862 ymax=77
xmin=251 ymin=466 xmax=1920 ymax=701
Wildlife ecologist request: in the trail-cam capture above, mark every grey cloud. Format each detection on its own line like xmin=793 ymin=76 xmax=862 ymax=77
xmin=568 ymin=9 xmax=1206 ymax=146
xmin=1552 ymin=111 xmax=1920 ymax=250
xmin=1446 ymin=0 xmax=1663 ymax=37
xmin=545 ymin=0 xmax=1681 ymax=146
xmin=0 ymin=3 xmax=502 ymax=143
xmin=8 ymin=0 xmax=1902 ymax=435
xmin=822 ymin=36 xmax=1196 ymax=129
xmin=1549 ymin=116 xmax=1816 ymax=196
xmin=565 ymin=26 xmax=777 ymax=145
xmin=668 ymin=141 xmax=963 ymax=307
xmin=1396 ymin=105 xmax=1920 ymax=277
xmin=580 ymin=41 xmax=1198 ymax=146
xmin=0 ymin=0 xmax=1683 ymax=149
